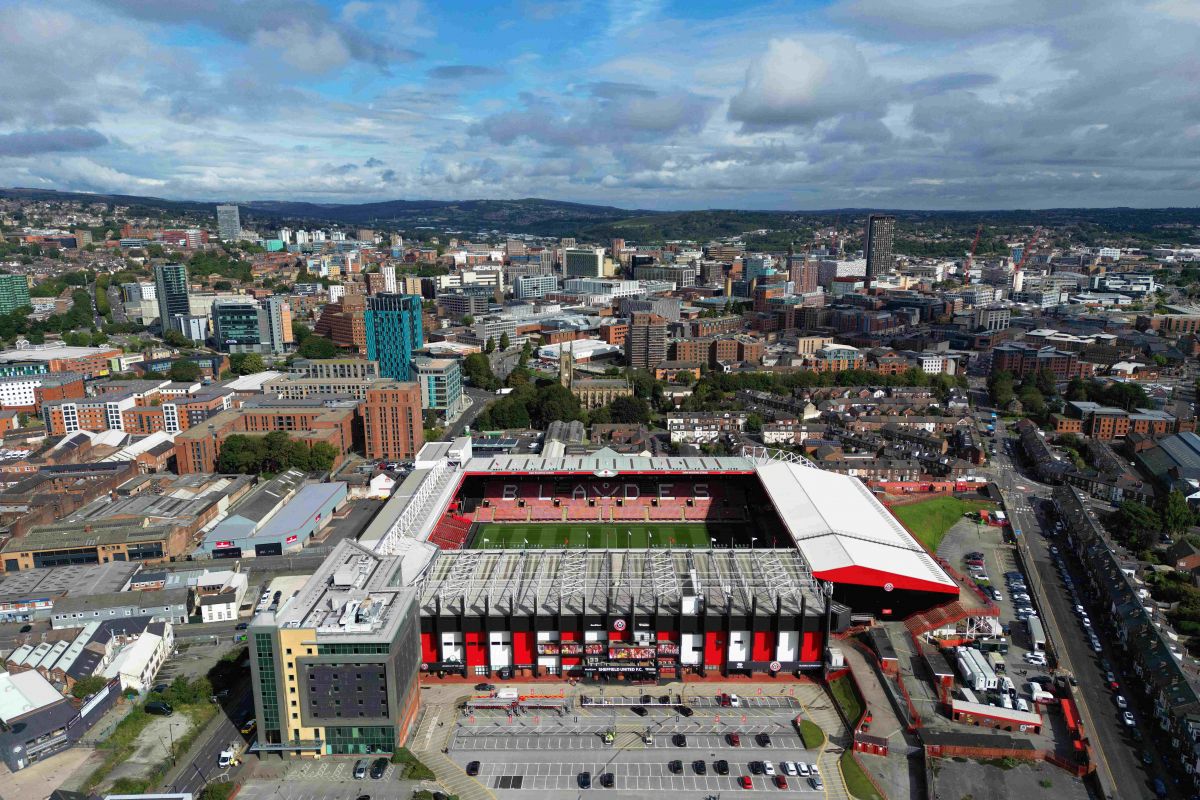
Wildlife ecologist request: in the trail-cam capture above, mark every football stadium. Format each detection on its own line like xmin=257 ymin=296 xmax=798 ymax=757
xmin=249 ymin=439 xmax=960 ymax=755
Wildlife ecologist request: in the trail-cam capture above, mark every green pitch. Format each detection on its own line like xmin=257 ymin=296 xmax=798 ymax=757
xmin=470 ymin=522 xmax=724 ymax=549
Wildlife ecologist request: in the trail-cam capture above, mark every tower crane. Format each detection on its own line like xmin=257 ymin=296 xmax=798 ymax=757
xmin=963 ymin=224 xmax=983 ymax=285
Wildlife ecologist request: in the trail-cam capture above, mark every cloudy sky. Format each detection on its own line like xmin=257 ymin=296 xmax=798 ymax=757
xmin=1 ymin=0 xmax=1199 ymax=210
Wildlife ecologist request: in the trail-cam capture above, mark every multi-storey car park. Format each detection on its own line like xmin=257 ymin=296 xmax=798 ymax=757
xmin=249 ymin=440 xmax=958 ymax=756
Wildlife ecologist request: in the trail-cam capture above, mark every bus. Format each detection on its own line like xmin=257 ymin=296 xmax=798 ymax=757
xmin=1027 ymin=617 xmax=1046 ymax=652
xmin=978 ymin=638 xmax=1009 ymax=654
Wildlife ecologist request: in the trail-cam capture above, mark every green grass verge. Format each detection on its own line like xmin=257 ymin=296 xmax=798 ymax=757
xmin=799 ymin=719 xmax=825 ymax=749
xmin=471 ymin=522 xmax=719 ymax=549
xmin=890 ymin=496 xmax=996 ymax=553
xmin=84 ymin=702 xmax=216 ymax=792
xmin=391 ymin=746 xmax=436 ymax=780
xmin=828 ymin=675 xmax=865 ymax=726
xmin=840 ymin=750 xmax=884 ymax=800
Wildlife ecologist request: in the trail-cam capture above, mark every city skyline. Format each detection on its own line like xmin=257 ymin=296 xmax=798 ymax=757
xmin=0 ymin=0 xmax=1198 ymax=211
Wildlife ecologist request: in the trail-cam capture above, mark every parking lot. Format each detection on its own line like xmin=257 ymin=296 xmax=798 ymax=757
xmin=449 ymin=692 xmax=818 ymax=797
xmin=287 ymin=759 xmax=404 ymax=782
xmin=474 ymin=758 xmax=823 ymax=793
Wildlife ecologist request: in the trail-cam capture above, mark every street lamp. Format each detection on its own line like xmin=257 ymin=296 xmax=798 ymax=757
xmin=751 ymin=537 xmax=757 ymax=550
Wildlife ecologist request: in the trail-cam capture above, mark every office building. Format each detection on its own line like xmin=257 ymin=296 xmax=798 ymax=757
xmin=864 ymin=214 xmax=896 ymax=287
xmin=216 ymin=204 xmax=242 ymax=241
xmin=787 ymin=243 xmax=818 ymax=294
xmin=212 ymin=300 xmax=263 ymax=351
xmin=362 ymin=382 xmax=424 ymax=461
xmin=154 ymin=264 xmax=190 ymax=330
xmin=249 ymin=540 xmax=422 ymax=756
xmin=563 ymin=248 xmax=606 ymax=278
xmin=513 ymin=275 xmax=558 ymax=299
xmin=290 ymin=359 xmax=380 ymax=381
xmin=0 ymin=275 xmax=30 ymax=315
xmin=414 ymin=357 xmax=463 ymax=416
xmin=265 ymin=296 xmax=294 ymax=354
xmin=626 ymin=312 xmax=669 ymax=370
xmin=364 ymin=294 xmax=424 ymax=381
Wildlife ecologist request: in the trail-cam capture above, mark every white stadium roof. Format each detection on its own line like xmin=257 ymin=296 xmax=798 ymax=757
xmin=755 ymin=462 xmax=958 ymax=595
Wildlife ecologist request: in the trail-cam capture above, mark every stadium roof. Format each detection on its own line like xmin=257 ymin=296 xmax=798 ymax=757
xmin=464 ymin=454 xmax=756 ymax=474
xmin=418 ymin=548 xmax=822 ymax=618
xmin=755 ymin=461 xmax=957 ymax=595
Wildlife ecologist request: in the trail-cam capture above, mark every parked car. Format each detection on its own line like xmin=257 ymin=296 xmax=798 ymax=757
xmin=673 ymin=734 xmax=687 ymax=747
xmin=739 ymin=775 xmax=753 ymax=789
xmin=465 ymin=761 xmax=480 ymax=776
xmin=18 ymin=624 xmax=31 ymax=633
xmin=796 ymin=762 xmax=810 ymax=776
xmin=668 ymin=760 xmax=683 ymax=774
xmin=578 ymin=771 xmax=591 ymax=789
xmin=748 ymin=761 xmax=764 ymax=775
xmin=762 ymin=761 xmax=776 ymax=776
xmin=146 ymin=701 xmax=173 ymax=716
xmin=600 ymin=772 xmax=614 ymax=788
xmin=781 ymin=761 xmax=797 ymax=776
xmin=369 ymin=758 xmax=388 ymax=779
xmin=354 ymin=759 xmax=369 ymax=779
xmin=809 ymin=774 xmax=824 ymax=790
xmin=631 ymin=706 xmax=647 ymax=716
xmin=726 ymin=733 xmax=741 ymax=747
xmin=773 ymin=775 xmax=788 ymax=789
xmin=474 ymin=683 xmax=495 ymax=691
xmin=756 ymin=733 xmax=772 ymax=747
xmin=714 ymin=759 xmax=729 ymax=775
xmin=240 ymin=718 xmax=256 ymax=735
xmin=1123 ymin=711 xmax=1136 ymax=726
xmin=677 ymin=706 xmax=694 ymax=717
xmin=218 ymin=749 xmax=233 ymax=769
xmin=692 ymin=760 xmax=707 ymax=775
xmin=1115 ymin=695 xmax=1128 ymax=709
xmin=235 ymin=622 xmax=249 ymax=630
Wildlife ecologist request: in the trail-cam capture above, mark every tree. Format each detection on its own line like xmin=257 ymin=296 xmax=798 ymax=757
xmin=229 ymin=352 xmax=266 ymax=376
xmin=608 ymin=395 xmax=651 ymax=424
xmin=1118 ymin=500 xmax=1160 ymax=550
xmin=1034 ymin=368 xmax=1057 ymax=396
xmin=71 ymin=675 xmax=109 ymax=699
xmin=499 ymin=332 xmax=510 ymax=352
xmin=485 ymin=337 xmax=496 ymax=354
xmin=1018 ymin=385 xmax=1046 ymax=416
xmin=745 ymin=412 xmax=764 ymax=433
xmin=461 ymin=314 xmax=474 ymax=327
xmin=1163 ymin=490 xmax=1195 ymax=538
xmin=1066 ymin=377 xmax=1090 ymax=402
xmin=477 ymin=395 xmax=530 ymax=429
xmin=989 ymin=370 xmax=1015 ymax=407
xmin=162 ymin=329 xmax=192 ymax=348
xmin=169 ymin=360 xmax=202 ymax=382
xmin=462 ymin=353 xmax=499 ymax=389
xmin=298 ymin=335 xmax=337 ymax=358
xmin=530 ymin=382 xmax=583 ymax=427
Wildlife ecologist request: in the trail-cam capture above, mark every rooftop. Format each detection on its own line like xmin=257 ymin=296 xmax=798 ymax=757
xmin=418 ymin=547 xmax=820 ymax=618
xmin=0 ymin=562 xmax=141 ymax=604
xmin=2 ymin=518 xmax=178 ymax=554
xmin=0 ymin=345 xmax=118 ymax=363
xmin=269 ymin=539 xmax=418 ymax=643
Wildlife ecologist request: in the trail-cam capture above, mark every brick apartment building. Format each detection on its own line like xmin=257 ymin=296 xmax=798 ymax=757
xmin=173 ymin=399 xmax=359 ymax=473
xmin=671 ymin=335 xmax=763 ymax=367
xmin=362 ymin=382 xmax=424 ymax=461
xmin=990 ymin=342 xmax=1093 ymax=381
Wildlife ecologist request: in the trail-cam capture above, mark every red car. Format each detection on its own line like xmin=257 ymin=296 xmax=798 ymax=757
xmin=739 ymin=776 xmax=752 ymax=789
xmin=774 ymin=775 xmax=788 ymax=789
xmin=727 ymin=733 xmax=741 ymax=747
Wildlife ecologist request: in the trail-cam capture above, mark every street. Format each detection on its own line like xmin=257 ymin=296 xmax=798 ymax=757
xmin=165 ymin=686 xmax=256 ymax=796
xmin=990 ymin=415 xmax=1152 ymax=800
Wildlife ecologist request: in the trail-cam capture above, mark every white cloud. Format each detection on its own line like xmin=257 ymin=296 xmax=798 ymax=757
xmin=728 ymin=37 xmax=888 ymax=129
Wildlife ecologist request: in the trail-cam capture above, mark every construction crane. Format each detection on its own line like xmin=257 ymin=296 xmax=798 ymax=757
xmin=1013 ymin=227 xmax=1044 ymax=273
xmin=963 ymin=223 xmax=983 ymax=285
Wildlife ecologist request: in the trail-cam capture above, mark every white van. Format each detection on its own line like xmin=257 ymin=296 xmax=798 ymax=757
xmin=1016 ymin=697 xmax=1030 ymax=713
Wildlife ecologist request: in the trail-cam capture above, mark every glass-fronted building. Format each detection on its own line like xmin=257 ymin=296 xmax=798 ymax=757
xmin=364 ymin=294 xmax=423 ymax=381
xmin=248 ymin=540 xmax=422 ymax=757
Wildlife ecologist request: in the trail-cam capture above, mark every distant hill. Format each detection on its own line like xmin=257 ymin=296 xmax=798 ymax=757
xmin=2 ymin=187 xmax=1197 ymax=245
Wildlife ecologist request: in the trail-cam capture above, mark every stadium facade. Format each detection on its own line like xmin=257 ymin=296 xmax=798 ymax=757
xmin=250 ymin=440 xmax=957 ymax=756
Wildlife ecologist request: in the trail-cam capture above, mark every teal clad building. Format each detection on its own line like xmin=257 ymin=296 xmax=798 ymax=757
xmin=0 ymin=275 xmax=31 ymax=315
xmin=364 ymin=294 xmax=423 ymax=381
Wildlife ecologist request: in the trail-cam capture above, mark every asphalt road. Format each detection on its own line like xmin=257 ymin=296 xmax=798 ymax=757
xmin=166 ymin=685 xmax=256 ymax=795
xmin=445 ymin=387 xmax=497 ymax=439
xmin=990 ymin=416 xmax=1153 ymax=800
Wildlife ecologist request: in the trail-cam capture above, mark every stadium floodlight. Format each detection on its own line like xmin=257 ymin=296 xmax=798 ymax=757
xmin=710 ymin=537 xmax=716 ymax=549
